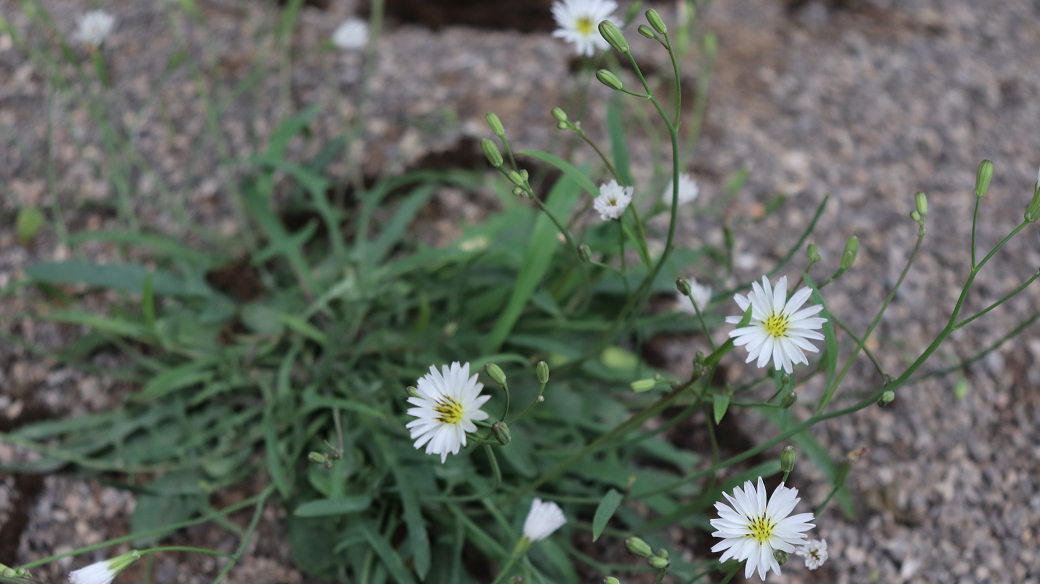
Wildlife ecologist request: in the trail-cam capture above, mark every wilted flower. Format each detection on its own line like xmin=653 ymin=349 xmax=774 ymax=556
xmin=522 ymin=498 xmax=567 ymax=542
xmin=795 ymin=539 xmax=828 ymax=570
xmin=68 ymin=551 xmax=140 ymax=584
xmin=73 ymin=10 xmax=115 ymax=47
xmin=593 ymin=179 xmax=633 ymax=221
xmin=332 ymin=18 xmax=369 ymax=50
xmin=726 ymin=275 xmax=826 ymax=373
xmin=662 ymin=173 xmax=699 ymax=206
xmin=551 ymin=0 xmax=618 ymax=57
xmin=406 ymin=362 xmax=491 ymax=463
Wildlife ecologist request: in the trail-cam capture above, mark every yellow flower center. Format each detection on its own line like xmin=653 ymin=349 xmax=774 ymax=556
xmin=434 ymin=398 xmax=464 ymax=425
xmin=762 ymin=311 xmax=790 ymax=338
xmin=576 ymin=16 xmax=594 ymax=36
xmin=745 ymin=513 xmax=777 ymax=544
xmin=608 ymin=197 xmax=618 ymax=206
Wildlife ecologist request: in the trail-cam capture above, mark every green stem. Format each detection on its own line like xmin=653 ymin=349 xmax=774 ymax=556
xmin=485 ymin=444 xmax=502 ymax=489
xmin=209 ymin=487 xmax=272 ymax=584
xmin=508 ymin=381 xmax=548 ymax=425
xmin=140 ymin=547 xmax=234 ymax=559
xmin=685 ymin=289 xmax=716 ymax=351
xmin=574 ymin=127 xmax=621 ymax=182
xmin=653 ymin=567 xmax=669 ymax=584
xmin=663 ymin=33 xmax=682 ymax=125
xmin=830 ymin=315 xmax=887 ymax=382
xmin=717 ymin=565 xmax=740 ymax=584
xmin=814 ymin=485 xmax=841 ymax=516
xmin=955 ymin=269 xmax=1040 ymax=329
xmin=971 ymin=196 xmax=981 ymax=268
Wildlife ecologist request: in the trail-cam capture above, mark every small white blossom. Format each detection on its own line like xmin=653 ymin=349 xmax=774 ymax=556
xmin=678 ymin=278 xmax=712 ymax=314
xmin=795 ymin=538 xmax=828 ymax=570
xmin=73 ymin=10 xmax=115 ymax=48
xmin=551 ymin=0 xmax=618 ymax=57
xmin=662 ymin=173 xmax=699 ymax=206
xmin=68 ymin=551 xmax=140 ymax=584
xmin=332 ymin=18 xmax=369 ymax=51
xmin=522 ymin=498 xmax=567 ymax=542
xmin=725 ymin=275 xmax=827 ymax=374
xmin=593 ymin=179 xmax=633 ymax=221
xmin=711 ymin=478 xmax=815 ymax=581
xmin=406 ymin=362 xmax=490 ymax=463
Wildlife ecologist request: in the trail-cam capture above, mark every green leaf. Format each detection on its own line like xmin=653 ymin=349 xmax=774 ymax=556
xmin=376 ymin=436 xmax=431 ymax=578
xmin=592 ymin=489 xmax=624 ymax=541
xmin=518 ymin=150 xmax=598 ymax=197
xmin=264 ymin=406 xmax=291 ymax=498
xmin=16 ymin=207 xmax=44 ymax=246
xmin=142 ymin=272 xmax=156 ymax=334
xmin=135 ymin=361 xmax=216 ymax=401
xmin=294 ymin=496 xmax=373 ymax=517
xmin=131 ymin=470 xmax=206 ymax=546
xmin=713 ymin=392 xmax=730 ymax=424
xmin=368 ymin=184 xmax=436 ymax=264
xmin=25 ymin=262 xmax=211 ymax=297
xmin=39 ymin=309 xmax=149 ymax=338
xmin=359 ymin=521 xmax=419 ymax=584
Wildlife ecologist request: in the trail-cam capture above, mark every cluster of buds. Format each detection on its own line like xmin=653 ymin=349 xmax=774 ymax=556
xmin=625 ymin=537 xmax=670 ymax=569
xmin=910 ymin=191 xmax=928 ymax=233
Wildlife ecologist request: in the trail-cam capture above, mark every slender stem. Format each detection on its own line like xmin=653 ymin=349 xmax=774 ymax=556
xmin=717 ymin=566 xmax=740 ymax=584
xmin=653 ymin=568 xmax=669 ymax=584
xmin=663 ymin=33 xmax=682 ymax=125
xmin=485 ymin=444 xmax=502 ymax=489
xmin=685 ymin=290 xmax=716 ymax=351
xmin=782 ymin=470 xmax=791 ymax=483
xmin=140 ymin=547 xmax=234 ymax=559
xmin=831 ymin=315 xmax=887 ymax=382
xmin=971 ymin=196 xmax=981 ymax=268
xmin=955 ymin=269 xmax=1040 ymax=329
xmin=209 ymin=485 xmax=272 ymax=584
xmin=499 ymin=382 xmax=511 ymax=423
xmin=508 ymin=382 xmax=548 ymax=425
xmin=575 ymin=127 xmax=621 ymax=182
xmin=814 ymin=485 xmax=841 ymax=516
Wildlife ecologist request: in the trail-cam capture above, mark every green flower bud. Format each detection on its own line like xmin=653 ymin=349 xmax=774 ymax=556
xmin=507 ymin=170 xmax=525 ymax=187
xmin=647 ymin=556 xmax=670 ymax=569
xmin=308 ymin=452 xmax=328 ymax=464
xmin=910 ymin=210 xmax=922 ymax=223
xmin=578 ymin=243 xmax=593 ymax=263
xmin=630 ymin=378 xmax=657 ymax=393
xmin=551 ymin=107 xmax=568 ymax=122
xmin=780 ymin=373 xmax=791 ymax=388
xmin=877 ymin=390 xmax=895 ymax=407
xmin=780 ymin=391 xmax=798 ymax=409
xmin=835 ymin=458 xmax=852 ymax=489
xmin=406 ymin=386 xmax=419 ymax=398
xmin=491 ymin=421 xmax=511 ymax=446
xmin=780 ymin=445 xmax=796 ymax=473
xmin=1024 ymin=181 xmax=1040 ymax=223
xmin=676 ymin=276 xmax=692 ymax=296
xmin=773 ymin=550 xmax=788 ymax=566
xmin=637 ymin=24 xmax=656 ymax=39
xmin=656 ymin=549 xmax=669 ymax=559
xmin=645 ymin=8 xmax=667 ymax=34
xmin=807 ymin=242 xmax=821 ymax=263
xmin=536 ymin=361 xmax=549 ymax=384
xmin=840 ymin=235 xmax=859 ymax=271
xmin=512 ymin=186 xmax=526 ymax=197
xmin=485 ymin=362 xmax=507 ymax=386
xmin=975 ymin=159 xmax=993 ymax=197
xmin=604 ymin=578 xmax=621 ymax=584
xmin=480 ymin=138 xmax=503 ymax=168
xmin=596 ymin=69 xmax=624 ymax=91
xmin=915 ymin=191 xmax=928 ymax=217
xmin=557 ymin=121 xmax=569 ymax=130
xmin=598 ymin=20 xmax=629 ymax=53
xmin=520 ymin=169 xmax=529 ymax=181
xmin=626 ymin=537 xmax=654 ymax=558
xmin=485 ymin=112 xmax=505 ymax=137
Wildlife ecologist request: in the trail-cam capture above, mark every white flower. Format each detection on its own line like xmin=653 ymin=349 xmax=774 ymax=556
xmin=73 ymin=10 xmax=115 ymax=47
xmin=662 ymin=173 xmax=699 ymax=206
xmin=795 ymin=538 xmax=828 ymax=570
xmin=522 ymin=498 xmax=567 ymax=542
xmin=593 ymin=179 xmax=633 ymax=221
xmin=332 ymin=18 xmax=369 ymax=51
xmin=678 ymin=278 xmax=712 ymax=314
xmin=710 ymin=477 xmax=815 ymax=581
xmin=551 ymin=0 xmax=618 ymax=57
xmin=725 ymin=275 xmax=827 ymax=374
xmin=69 ymin=551 xmax=140 ymax=584
xmin=406 ymin=362 xmax=490 ymax=463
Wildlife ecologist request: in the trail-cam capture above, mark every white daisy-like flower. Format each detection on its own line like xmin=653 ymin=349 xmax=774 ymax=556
xmin=73 ymin=10 xmax=115 ymax=48
xmin=711 ymin=477 xmax=815 ymax=581
xmin=593 ymin=179 xmax=633 ymax=221
xmin=662 ymin=173 xmax=699 ymax=206
xmin=522 ymin=498 xmax=567 ymax=542
xmin=406 ymin=362 xmax=491 ymax=463
xmin=678 ymin=278 xmax=712 ymax=314
xmin=795 ymin=538 xmax=828 ymax=570
xmin=332 ymin=18 xmax=369 ymax=51
xmin=551 ymin=0 xmax=618 ymax=57
xmin=725 ymin=275 xmax=827 ymax=374
xmin=68 ymin=551 xmax=140 ymax=584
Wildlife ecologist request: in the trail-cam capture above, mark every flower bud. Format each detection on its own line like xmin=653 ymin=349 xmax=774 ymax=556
xmin=520 ymin=169 xmax=529 ymax=181
xmin=630 ymin=378 xmax=657 ymax=392
xmin=807 ymin=242 xmax=821 ymax=263
xmin=780 ymin=445 xmax=796 ymax=473
xmin=481 ymin=138 xmax=503 ymax=168
xmin=596 ymin=69 xmax=624 ymax=91
xmin=557 ymin=121 xmax=569 ymax=130
xmin=840 ymin=235 xmax=859 ymax=271
xmin=656 ymin=549 xmax=668 ymax=559
xmin=537 ymin=361 xmax=549 ymax=384
xmin=491 ymin=421 xmax=511 ymax=446
xmin=578 ymin=243 xmax=593 ymax=263
xmin=486 ymin=112 xmax=505 ymax=137
xmin=637 ymin=24 xmax=656 ymax=39
xmin=974 ymin=159 xmax=993 ymax=197
xmin=604 ymin=578 xmax=621 ymax=584
xmin=485 ymin=362 xmax=507 ymax=386
xmin=507 ymin=170 xmax=525 ymax=186
xmin=308 ymin=452 xmax=328 ymax=464
xmin=1025 ymin=181 xmax=1040 ymax=223
xmin=773 ymin=550 xmax=788 ymax=566
xmin=910 ymin=210 xmax=922 ymax=223
xmin=877 ymin=390 xmax=895 ymax=407
xmin=780 ymin=373 xmax=790 ymax=388
xmin=626 ymin=537 xmax=654 ymax=558
xmin=647 ymin=556 xmax=670 ymax=569
xmin=645 ymin=8 xmax=667 ymax=34
xmin=551 ymin=107 xmax=568 ymax=122
xmin=676 ymin=276 xmax=692 ymax=296
xmin=834 ymin=458 xmax=852 ymax=489
xmin=780 ymin=391 xmax=798 ymax=409
xmin=406 ymin=386 xmax=419 ymax=397
xmin=915 ymin=191 xmax=928 ymax=217
xmin=512 ymin=186 xmax=528 ymax=197
xmin=598 ymin=21 xmax=629 ymax=53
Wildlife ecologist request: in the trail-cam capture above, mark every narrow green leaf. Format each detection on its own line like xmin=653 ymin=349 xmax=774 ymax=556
xmin=359 ymin=522 xmax=419 ymax=584
xmin=368 ymin=184 xmax=436 ymax=264
xmin=713 ymin=393 xmax=730 ymax=424
xmin=142 ymin=272 xmax=155 ymax=334
xmin=135 ymin=361 xmax=216 ymax=401
xmin=25 ymin=262 xmax=210 ymax=297
xmin=278 ymin=313 xmax=327 ymax=345
xmin=39 ymin=309 xmax=149 ymax=338
xmin=263 ymin=407 xmax=291 ymax=498
xmin=518 ymin=150 xmax=598 ymax=197
xmin=294 ymin=496 xmax=373 ymax=517
xmin=592 ymin=489 xmax=624 ymax=541
xmin=376 ymin=436 xmax=431 ymax=578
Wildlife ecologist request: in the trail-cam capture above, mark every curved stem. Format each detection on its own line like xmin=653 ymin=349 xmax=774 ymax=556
xmin=575 ymin=127 xmax=621 ymax=182
xmin=955 ymin=269 xmax=1040 ymax=329
xmin=508 ymin=381 xmax=548 ymax=425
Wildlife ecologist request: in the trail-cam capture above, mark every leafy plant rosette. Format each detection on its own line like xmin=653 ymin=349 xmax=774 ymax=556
xmin=4 ymin=6 xmax=1040 ymax=584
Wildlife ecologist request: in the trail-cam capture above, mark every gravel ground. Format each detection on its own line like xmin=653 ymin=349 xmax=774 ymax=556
xmin=2 ymin=0 xmax=1040 ymax=582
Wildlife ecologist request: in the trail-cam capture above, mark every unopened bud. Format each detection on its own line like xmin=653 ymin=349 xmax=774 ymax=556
xmin=485 ymin=362 xmax=507 ymax=386
xmin=557 ymin=121 xmax=569 ymax=130
xmin=551 ymin=107 xmax=568 ymax=122
xmin=646 ymin=8 xmax=667 ymax=34
xmin=835 ymin=459 xmax=852 ymax=489
xmin=596 ymin=69 xmax=624 ymax=91
xmin=520 ymin=169 xmax=529 ymax=181
xmin=877 ymin=390 xmax=895 ymax=407
xmin=507 ymin=171 xmax=525 ymax=187
xmin=780 ymin=373 xmax=790 ymax=388
xmin=536 ymin=361 xmax=549 ymax=384
xmin=480 ymin=138 xmax=503 ymax=168
xmin=656 ymin=549 xmax=668 ymax=559
xmin=512 ymin=186 xmax=527 ymax=197
xmin=773 ymin=550 xmax=788 ymax=566
xmin=406 ymin=386 xmax=419 ymax=398
xmin=780 ymin=445 xmax=796 ymax=473
xmin=630 ymin=378 xmax=657 ymax=393
xmin=578 ymin=243 xmax=593 ymax=263
xmin=915 ymin=191 xmax=928 ymax=217
xmin=807 ymin=242 xmax=821 ymax=263
xmin=1025 ymin=181 xmax=1040 ymax=223
xmin=975 ymin=159 xmax=993 ymax=197
xmin=626 ymin=537 xmax=653 ymax=558
xmin=840 ymin=236 xmax=859 ymax=271
xmin=604 ymin=578 xmax=621 ymax=584
xmin=676 ymin=276 xmax=692 ymax=296
xmin=598 ymin=21 xmax=629 ymax=53
xmin=647 ymin=556 xmax=670 ymax=569
xmin=491 ymin=421 xmax=511 ymax=446
xmin=637 ymin=24 xmax=655 ymax=39
xmin=308 ymin=452 xmax=328 ymax=464
xmin=910 ymin=210 xmax=922 ymax=223
xmin=780 ymin=391 xmax=798 ymax=409
xmin=486 ymin=112 xmax=505 ymax=137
